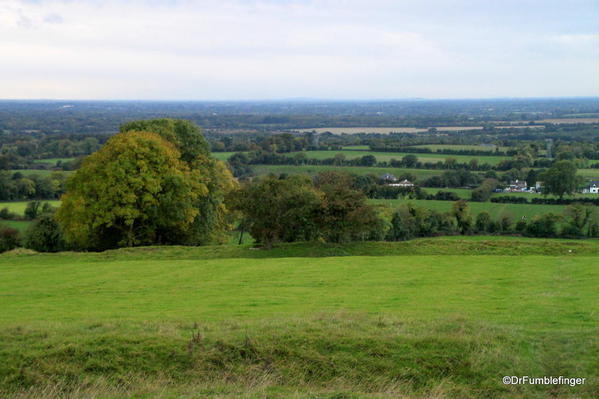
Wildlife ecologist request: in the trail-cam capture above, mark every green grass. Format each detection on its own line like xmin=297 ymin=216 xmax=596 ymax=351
xmin=412 ymin=144 xmax=509 ymax=152
xmin=2 ymin=238 xmax=599 ymax=397
xmin=371 ymin=199 xmax=566 ymax=219
xmin=0 ymin=220 xmax=32 ymax=233
xmin=211 ymin=152 xmax=236 ymax=161
xmin=0 ymin=201 xmax=61 ymax=216
xmin=253 ymin=165 xmax=446 ymax=180
xmin=286 ymin=150 xmax=509 ymax=165
xmin=3 ymin=237 xmax=599 ymax=398
xmin=33 ymin=158 xmax=76 ymax=165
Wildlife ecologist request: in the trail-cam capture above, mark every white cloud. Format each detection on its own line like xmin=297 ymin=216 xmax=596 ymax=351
xmin=0 ymin=0 xmax=598 ymax=99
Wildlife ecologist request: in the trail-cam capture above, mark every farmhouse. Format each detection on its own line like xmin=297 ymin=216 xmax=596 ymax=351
xmin=583 ymin=181 xmax=599 ymax=194
xmin=389 ymin=179 xmax=414 ymax=188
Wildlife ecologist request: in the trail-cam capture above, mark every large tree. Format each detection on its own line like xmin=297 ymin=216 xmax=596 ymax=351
xmin=540 ymin=160 xmax=580 ymax=199
xmin=56 ymin=131 xmax=203 ymax=249
xmin=229 ymin=175 xmax=322 ymax=248
xmin=120 ymin=118 xmax=235 ymax=245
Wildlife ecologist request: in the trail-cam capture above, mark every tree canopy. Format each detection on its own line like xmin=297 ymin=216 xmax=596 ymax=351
xmin=57 ymin=119 xmax=234 ymax=250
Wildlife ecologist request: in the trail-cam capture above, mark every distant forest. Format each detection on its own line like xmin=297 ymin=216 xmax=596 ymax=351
xmin=2 ymin=98 xmax=599 ymax=135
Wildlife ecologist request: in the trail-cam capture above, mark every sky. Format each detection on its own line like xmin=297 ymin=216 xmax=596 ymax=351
xmin=1 ymin=0 xmax=598 ymax=100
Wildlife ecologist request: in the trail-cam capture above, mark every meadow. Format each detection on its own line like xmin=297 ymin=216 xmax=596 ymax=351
xmin=252 ymin=165 xmax=446 ymax=180
xmin=1 ymin=238 xmax=599 ymax=398
xmin=33 ymin=158 xmax=76 ymax=165
xmin=296 ymin=126 xmax=484 ymax=134
xmin=285 ymin=150 xmax=509 ymax=165
xmin=0 ymin=200 xmax=61 ymax=216
xmin=371 ymin=199 xmax=566 ymax=219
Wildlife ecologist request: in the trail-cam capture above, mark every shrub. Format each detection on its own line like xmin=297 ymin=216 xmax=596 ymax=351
xmin=0 ymin=225 xmax=20 ymax=253
xmin=525 ymin=214 xmax=560 ymax=238
xmin=24 ymin=214 xmax=65 ymax=252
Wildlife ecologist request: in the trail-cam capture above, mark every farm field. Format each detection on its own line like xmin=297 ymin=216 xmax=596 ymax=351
xmin=285 ymin=150 xmax=510 ymax=165
xmin=252 ymin=164 xmax=446 ymax=180
xmin=296 ymin=126 xmax=484 ymax=134
xmin=33 ymin=157 xmax=76 ymax=165
xmin=371 ymin=198 xmax=567 ymax=219
xmin=0 ymin=200 xmax=61 ymax=216
xmin=211 ymin=151 xmax=236 ymax=161
xmin=0 ymin=220 xmax=32 ymax=233
xmin=411 ymin=144 xmax=508 ymax=152
xmin=1 ymin=238 xmax=599 ymax=398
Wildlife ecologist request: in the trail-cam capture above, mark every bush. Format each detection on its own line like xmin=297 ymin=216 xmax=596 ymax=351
xmin=525 ymin=214 xmax=560 ymax=238
xmin=0 ymin=225 xmax=20 ymax=253
xmin=0 ymin=207 xmax=19 ymax=220
xmin=24 ymin=214 xmax=65 ymax=252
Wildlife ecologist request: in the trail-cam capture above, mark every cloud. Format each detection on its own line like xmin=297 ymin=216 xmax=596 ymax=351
xmin=0 ymin=0 xmax=598 ymax=99
xmin=43 ymin=13 xmax=64 ymax=24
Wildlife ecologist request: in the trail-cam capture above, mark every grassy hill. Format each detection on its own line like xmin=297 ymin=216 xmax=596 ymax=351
xmin=1 ymin=237 xmax=599 ymax=398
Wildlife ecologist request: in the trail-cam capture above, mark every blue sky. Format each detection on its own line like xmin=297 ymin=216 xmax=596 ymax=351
xmin=1 ymin=0 xmax=598 ymax=99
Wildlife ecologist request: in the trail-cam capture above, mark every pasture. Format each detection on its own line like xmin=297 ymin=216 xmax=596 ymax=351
xmin=411 ymin=144 xmax=508 ymax=152
xmin=296 ymin=126 xmax=484 ymax=134
xmin=0 ymin=200 xmax=61 ymax=216
xmin=1 ymin=238 xmax=599 ymax=398
xmin=252 ymin=164 xmax=445 ymax=180
xmin=286 ymin=150 xmax=510 ymax=165
xmin=33 ymin=158 xmax=76 ymax=165
xmin=371 ymin=198 xmax=567 ymax=219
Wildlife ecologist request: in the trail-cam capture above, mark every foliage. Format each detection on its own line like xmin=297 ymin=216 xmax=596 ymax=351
xmin=229 ymin=175 xmax=322 ymax=248
xmin=0 ymin=225 xmax=20 ymax=253
xmin=24 ymin=214 xmax=65 ymax=252
xmin=56 ymin=131 xmax=203 ymax=250
xmin=540 ymin=160 xmax=581 ymax=199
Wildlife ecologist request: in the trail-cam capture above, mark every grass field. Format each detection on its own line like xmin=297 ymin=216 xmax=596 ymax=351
xmin=412 ymin=144 xmax=509 ymax=152
xmin=296 ymin=126 xmax=484 ymax=134
xmin=33 ymin=158 xmax=76 ymax=165
xmin=0 ymin=220 xmax=32 ymax=233
xmin=1 ymin=238 xmax=599 ymax=398
xmin=285 ymin=150 xmax=509 ymax=165
xmin=371 ymin=199 xmax=566 ymax=219
xmin=253 ymin=165 xmax=447 ymax=180
xmin=211 ymin=152 xmax=236 ymax=161
xmin=0 ymin=201 xmax=61 ymax=216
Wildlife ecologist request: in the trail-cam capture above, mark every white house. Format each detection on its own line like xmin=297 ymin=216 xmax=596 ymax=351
xmin=583 ymin=181 xmax=599 ymax=194
xmin=389 ymin=179 xmax=414 ymax=188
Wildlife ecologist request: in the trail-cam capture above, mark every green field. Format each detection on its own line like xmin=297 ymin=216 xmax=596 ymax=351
xmin=1 ymin=238 xmax=599 ymax=398
xmin=285 ymin=150 xmax=509 ymax=165
xmin=211 ymin=152 xmax=236 ymax=161
xmin=0 ymin=220 xmax=32 ymax=233
xmin=33 ymin=158 xmax=76 ymax=165
xmin=412 ymin=144 xmax=509 ymax=152
xmin=253 ymin=164 xmax=446 ymax=180
xmin=0 ymin=200 xmax=61 ymax=216
xmin=371 ymin=199 xmax=566 ymax=219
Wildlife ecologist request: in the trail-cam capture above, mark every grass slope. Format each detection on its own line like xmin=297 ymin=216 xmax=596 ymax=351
xmin=2 ymin=237 xmax=599 ymax=398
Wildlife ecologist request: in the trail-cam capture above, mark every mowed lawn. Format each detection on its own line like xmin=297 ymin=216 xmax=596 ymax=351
xmin=371 ymin=199 xmax=566 ymax=219
xmin=0 ymin=245 xmax=597 ymax=328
